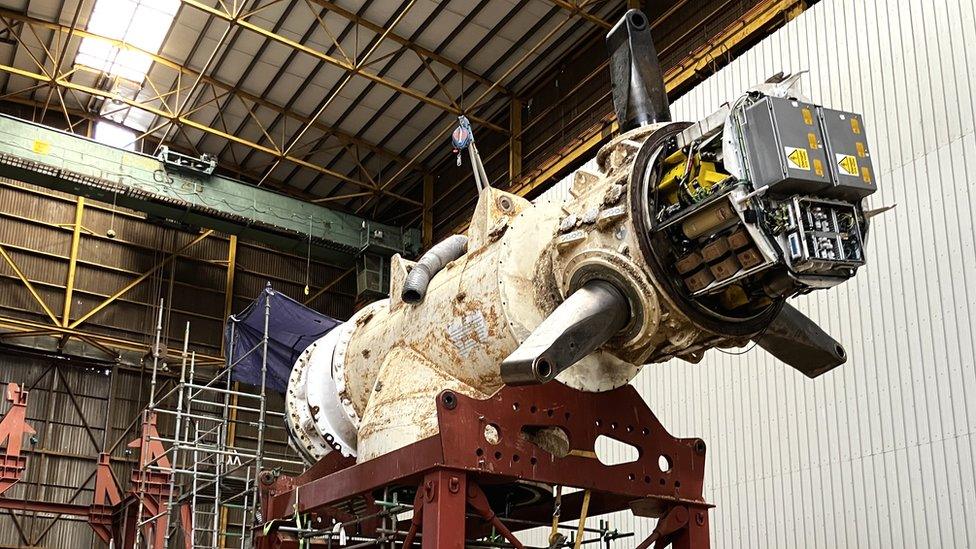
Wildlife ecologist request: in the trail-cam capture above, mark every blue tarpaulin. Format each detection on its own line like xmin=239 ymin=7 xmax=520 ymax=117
xmin=226 ymin=285 xmax=341 ymax=393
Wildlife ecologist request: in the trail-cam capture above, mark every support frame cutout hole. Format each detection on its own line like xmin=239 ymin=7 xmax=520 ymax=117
xmin=658 ymin=454 xmax=673 ymax=473
xmin=484 ymin=423 xmax=501 ymax=445
xmin=594 ymin=435 xmax=640 ymax=466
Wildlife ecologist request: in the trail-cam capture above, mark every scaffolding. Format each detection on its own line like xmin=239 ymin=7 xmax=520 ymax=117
xmin=133 ymin=292 xmax=302 ymax=548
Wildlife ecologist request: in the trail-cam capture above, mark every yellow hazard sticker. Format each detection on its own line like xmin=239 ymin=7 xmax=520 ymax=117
xmin=851 ymin=117 xmax=862 ymax=135
xmin=785 ymin=147 xmax=810 ymax=170
xmin=837 ymin=154 xmax=859 ymax=176
xmin=862 ymin=166 xmax=872 ymax=183
xmin=807 ymin=132 xmax=818 ymax=149
xmin=32 ymin=140 xmax=50 ymax=154
xmin=813 ymin=159 xmax=824 ymax=177
xmin=856 ymin=141 xmax=867 ymax=157
xmin=802 ymin=108 xmax=814 ymax=125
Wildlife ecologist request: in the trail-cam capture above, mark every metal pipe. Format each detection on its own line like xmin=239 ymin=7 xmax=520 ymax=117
xmin=375 ymin=528 xmax=542 ymax=549
xmin=163 ymin=321 xmax=191 ymax=546
xmin=252 ymin=287 xmax=271 ymax=531
xmin=239 ymin=467 xmax=250 ymax=548
xmin=501 ymin=280 xmax=630 ymax=385
xmin=401 ymin=234 xmax=468 ymax=303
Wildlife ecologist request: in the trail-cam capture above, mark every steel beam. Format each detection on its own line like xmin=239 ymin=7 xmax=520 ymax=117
xmin=303 ymin=267 xmax=353 ymax=306
xmin=289 ymin=0 xmax=492 ymax=205
xmin=0 ymin=60 xmax=409 ymax=198
xmin=68 ymin=230 xmax=214 ymax=330
xmin=0 ymin=94 xmax=360 ymax=194
xmin=0 ymin=113 xmax=421 ymax=263
xmin=435 ymin=0 xmax=806 ymax=234
xmin=354 ymin=6 xmax=576 ymax=215
xmin=61 ymin=196 xmax=83 ymax=327
xmin=0 ymin=244 xmax=59 ymax=325
xmin=180 ymin=0 xmax=507 ymax=134
xmin=0 ymin=9 xmax=414 ymax=169
xmin=422 ymin=174 xmax=434 ymax=249
xmin=154 ymin=1 xmax=246 ymax=157
xmin=663 ymin=0 xmax=802 ymax=89
xmin=0 ymin=383 xmax=34 ymax=496
xmin=222 ymin=235 xmax=238 ymax=341
xmin=544 ymin=0 xmax=612 ymax=29
xmin=0 ymin=315 xmax=223 ymax=365
xmin=255 ymin=0 xmax=422 ymax=185
xmin=304 ymin=0 xmax=509 ymax=95
xmin=0 ymin=497 xmax=91 ymax=517
xmin=509 ymin=98 xmax=523 ymax=183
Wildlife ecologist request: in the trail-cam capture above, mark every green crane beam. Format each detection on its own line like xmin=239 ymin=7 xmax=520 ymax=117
xmin=0 ymin=114 xmax=421 ymax=266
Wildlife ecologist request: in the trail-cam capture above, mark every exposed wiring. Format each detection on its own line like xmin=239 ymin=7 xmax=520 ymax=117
xmin=715 ymin=318 xmax=772 ymax=355
xmin=715 ymin=339 xmax=759 ymax=355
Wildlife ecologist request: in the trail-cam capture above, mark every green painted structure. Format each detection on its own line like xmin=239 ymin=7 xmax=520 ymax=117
xmin=0 ymin=114 xmax=421 ymax=266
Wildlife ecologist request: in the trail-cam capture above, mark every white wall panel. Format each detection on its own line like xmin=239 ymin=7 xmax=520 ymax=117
xmin=530 ymin=0 xmax=976 ymax=545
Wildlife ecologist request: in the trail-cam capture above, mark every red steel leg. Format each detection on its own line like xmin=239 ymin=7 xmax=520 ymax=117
xmin=669 ymin=508 xmax=710 ymax=549
xmin=421 ymin=470 xmax=467 ymax=549
xmin=0 ymin=383 xmax=34 ymax=496
xmin=88 ymin=453 xmax=123 ymax=543
xmin=635 ymin=505 xmax=710 ymax=549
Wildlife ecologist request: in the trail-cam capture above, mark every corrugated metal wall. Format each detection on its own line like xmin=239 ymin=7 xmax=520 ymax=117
xmin=0 ymin=351 xmax=302 ymax=548
xmin=0 ymin=178 xmax=357 ymax=360
xmin=0 ymin=153 xmax=353 ymax=546
xmin=533 ymin=0 xmax=976 ymax=545
xmin=0 ymin=355 xmax=142 ymax=548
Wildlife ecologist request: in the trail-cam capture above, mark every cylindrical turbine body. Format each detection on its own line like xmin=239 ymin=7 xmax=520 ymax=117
xmin=286 ymin=11 xmax=875 ymax=464
xmin=286 ymin=124 xmax=767 ymax=463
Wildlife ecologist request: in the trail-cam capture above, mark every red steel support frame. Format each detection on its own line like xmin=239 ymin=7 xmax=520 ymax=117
xmin=0 ymin=383 xmax=34 ymax=496
xmin=257 ymin=382 xmax=712 ymax=548
xmin=126 ymin=410 xmax=174 ymax=549
xmin=0 ymin=390 xmax=185 ymax=548
xmin=89 ymin=452 xmax=124 ymax=543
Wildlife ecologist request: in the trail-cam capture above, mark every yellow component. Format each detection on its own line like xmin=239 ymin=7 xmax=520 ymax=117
xmin=695 ymin=160 xmax=727 ymax=189
xmin=549 ymin=485 xmax=562 ymax=544
xmin=32 ymin=140 xmax=50 ymax=154
xmin=664 ymin=148 xmax=687 ymax=164
xmin=658 ymin=150 xmax=689 ymax=204
xmin=574 ymin=489 xmax=592 ymax=549
xmin=658 ymin=149 xmax=730 ymax=205
xmin=720 ymin=285 xmax=750 ymax=310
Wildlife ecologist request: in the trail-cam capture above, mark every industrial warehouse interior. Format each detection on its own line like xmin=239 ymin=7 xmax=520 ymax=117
xmin=0 ymin=0 xmax=971 ymax=547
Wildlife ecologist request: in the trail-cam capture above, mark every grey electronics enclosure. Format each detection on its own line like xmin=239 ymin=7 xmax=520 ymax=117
xmin=818 ymin=107 xmax=877 ymax=199
xmin=740 ymin=96 xmax=832 ymax=194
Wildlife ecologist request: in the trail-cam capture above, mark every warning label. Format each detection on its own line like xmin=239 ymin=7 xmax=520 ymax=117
xmin=32 ymin=140 xmax=50 ymax=155
xmin=837 ymin=154 xmax=859 ymax=176
xmin=813 ymin=159 xmax=825 ymax=177
xmin=785 ymin=147 xmax=810 ymax=170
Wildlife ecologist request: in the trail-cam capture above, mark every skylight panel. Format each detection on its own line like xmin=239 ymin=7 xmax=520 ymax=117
xmin=94 ymin=120 xmax=137 ymax=151
xmin=75 ymin=0 xmax=179 ymax=83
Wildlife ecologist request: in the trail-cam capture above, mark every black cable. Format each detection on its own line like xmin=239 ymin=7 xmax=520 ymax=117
xmin=715 ymin=320 xmax=771 ymax=356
